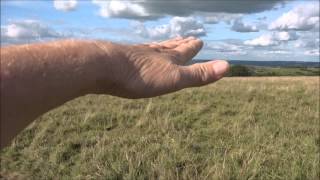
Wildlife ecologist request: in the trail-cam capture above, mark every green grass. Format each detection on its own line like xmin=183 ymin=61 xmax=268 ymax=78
xmin=227 ymin=65 xmax=320 ymax=77
xmin=1 ymin=77 xmax=319 ymax=179
xmin=252 ymin=67 xmax=320 ymax=76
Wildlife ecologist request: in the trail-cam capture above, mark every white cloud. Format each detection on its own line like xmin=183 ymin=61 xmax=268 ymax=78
xmin=92 ymin=0 xmax=285 ymax=20
xmin=304 ymin=49 xmax=320 ymax=56
xmin=275 ymin=31 xmax=298 ymax=41
xmin=263 ymin=50 xmax=290 ymax=55
xmin=1 ymin=20 xmax=63 ymax=45
xmin=54 ymin=0 xmax=78 ymax=12
xmin=203 ymin=13 xmax=242 ymax=24
xmin=206 ymin=41 xmax=247 ymax=55
xmin=231 ymin=18 xmax=259 ymax=32
xmin=244 ymin=34 xmax=277 ymax=46
xmin=244 ymin=31 xmax=298 ymax=47
xmin=170 ymin=17 xmax=206 ymax=37
xmin=134 ymin=17 xmax=206 ymax=40
xmin=92 ymin=0 xmax=150 ymax=20
xmin=295 ymin=37 xmax=319 ymax=49
xmin=269 ymin=2 xmax=319 ymax=31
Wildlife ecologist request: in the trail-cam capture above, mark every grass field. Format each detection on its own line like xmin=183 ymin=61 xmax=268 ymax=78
xmin=226 ymin=65 xmax=320 ymax=77
xmin=252 ymin=67 xmax=320 ymax=76
xmin=1 ymin=77 xmax=319 ymax=179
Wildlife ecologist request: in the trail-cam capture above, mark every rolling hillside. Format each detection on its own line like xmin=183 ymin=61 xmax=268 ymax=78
xmin=1 ymin=77 xmax=319 ymax=179
xmin=193 ymin=60 xmax=320 ymax=68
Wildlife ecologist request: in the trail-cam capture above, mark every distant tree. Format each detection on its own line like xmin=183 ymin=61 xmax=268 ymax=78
xmin=267 ymin=72 xmax=277 ymax=76
xmin=228 ymin=65 xmax=252 ymax=76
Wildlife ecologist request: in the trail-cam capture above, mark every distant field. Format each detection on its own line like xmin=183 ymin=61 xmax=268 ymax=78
xmin=226 ymin=65 xmax=320 ymax=77
xmin=193 ymin=60 xmax=320 ymax=68
xmin=251 ymin=67 xmax=320 ymax=76
xmin=1 ymin=77 xmax=319 ymax=179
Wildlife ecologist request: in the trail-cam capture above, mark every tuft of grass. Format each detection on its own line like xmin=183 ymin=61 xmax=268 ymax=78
xmin=1 ymin=77 xmax=319 ymax=179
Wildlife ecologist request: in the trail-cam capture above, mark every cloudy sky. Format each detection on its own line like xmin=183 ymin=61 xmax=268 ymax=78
xmin=1 ymin=0 xmax=319 ymax=61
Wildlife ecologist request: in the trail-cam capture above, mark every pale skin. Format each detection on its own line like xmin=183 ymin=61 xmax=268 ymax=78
xmin=0 ymin=36 xmax=229 ymax=148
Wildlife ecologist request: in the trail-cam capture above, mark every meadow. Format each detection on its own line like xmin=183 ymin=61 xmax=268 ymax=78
xmin=226 ymin=65 xmax=320 ymax=77
xmin=1 ymin=77 xmax=319 ymax=179
xmin=251 ymin=67 xmax=320 ymax=76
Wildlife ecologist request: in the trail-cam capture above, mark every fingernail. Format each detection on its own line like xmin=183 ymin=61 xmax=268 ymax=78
xmin=213 ymin=60 xmax=229 ymax=76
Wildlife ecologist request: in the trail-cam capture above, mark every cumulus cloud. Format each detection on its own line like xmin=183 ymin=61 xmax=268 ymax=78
xmin=304 ymin=49 xmax=320 ymax=56
xmin=92 ymin=0 xmax=151 ymax=20
xmin=244 ymin=34 xmax=277 ymax=46
xmin=54 ymin=0 xmax=78 ymax=12
xmin=1 ymin=20 xmax=63 ymax=45
xmin=244 ymin=31 xmax=298 ymax=46
xmin=231 ymin=18 xmax=259 ymax=32
xmin=269 ymin=2 xmax=319 ymax=31
xmin=275 ymin=31 xmax=298 ymax=41
xmin=92 ymin=0 xmax=285 ymax=20
xmin=263 ymin=50 xmax=290 ymax=55
xmin=203 ymin=13 xmax=242 ymax=24
xmin=294 ymin=38 xmax=319 ymax=49
xmin=134 ymin=17 xmax=206 ymax=40
xmin=206 ymin=41 xmax=247 ymax=55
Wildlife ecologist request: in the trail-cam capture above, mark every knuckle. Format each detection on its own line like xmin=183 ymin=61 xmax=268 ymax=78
xmin=193 ymin=64 xmax=210 ymax=86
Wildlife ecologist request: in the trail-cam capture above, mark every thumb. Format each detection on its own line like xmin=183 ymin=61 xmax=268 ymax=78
xmin=178 ymin=60 xmax=229 ymax=88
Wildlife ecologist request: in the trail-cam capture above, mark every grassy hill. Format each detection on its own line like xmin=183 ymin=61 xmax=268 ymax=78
xmin=193 ymin=60 xmax=320 ymax=68
xmin=1 ymin=77 xmax=319 ymax=179
xmin=190 ymin=60 xmax=320 ymax=77
xmin=227 ymin=65 xmax=320 ymax=76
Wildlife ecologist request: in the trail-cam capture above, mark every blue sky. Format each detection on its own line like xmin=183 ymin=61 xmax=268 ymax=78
xmin=1 ymin=0 xmax=319 ymax=61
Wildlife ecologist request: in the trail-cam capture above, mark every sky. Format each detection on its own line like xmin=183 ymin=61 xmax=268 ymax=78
xmin=1 ymin=0 xmax=319 ymax=62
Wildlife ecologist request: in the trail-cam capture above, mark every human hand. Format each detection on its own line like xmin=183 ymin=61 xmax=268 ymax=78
xmin=0 ymin=37 xmax=229 ymax=147
xmin=93 ymin=37 xmax=229 ymax=98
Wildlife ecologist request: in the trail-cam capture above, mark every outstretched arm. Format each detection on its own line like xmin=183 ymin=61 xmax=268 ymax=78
xmin=0 ymin=37 xmax=229 ymax=148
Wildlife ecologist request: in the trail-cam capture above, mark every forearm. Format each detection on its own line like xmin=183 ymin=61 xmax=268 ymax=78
xmin=0 ymin=36 xmax=227 ymax=148
xmin=0 ymin=39 xmax=113 ymax=147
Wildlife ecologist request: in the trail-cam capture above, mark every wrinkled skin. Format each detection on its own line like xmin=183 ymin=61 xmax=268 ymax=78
xmin=1 ymin=36 xmax=229 ymax=147
xmin=94 ymin=36 xmax=229 ymax=98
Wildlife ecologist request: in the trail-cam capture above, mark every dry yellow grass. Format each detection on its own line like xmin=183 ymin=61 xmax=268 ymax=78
xmin=1 ymin=77 xmax=319 ymax=179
